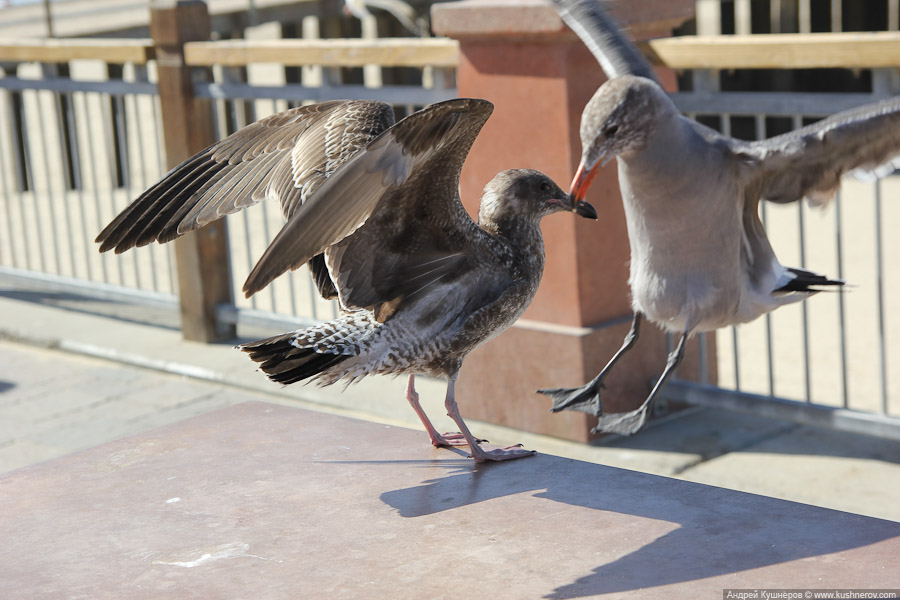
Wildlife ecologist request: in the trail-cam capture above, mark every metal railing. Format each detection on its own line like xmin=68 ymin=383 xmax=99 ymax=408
xmin=0 ymin=30 xmax=458 ymax=332
xmin=1 ymin=11 xmax=899 ymax=438
xmin=0 ymin=42 xmax=176 ymax=306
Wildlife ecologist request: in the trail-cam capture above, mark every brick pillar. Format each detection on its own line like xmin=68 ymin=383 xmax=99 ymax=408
xmin=433 ymin=0 xmax=713 ymax=442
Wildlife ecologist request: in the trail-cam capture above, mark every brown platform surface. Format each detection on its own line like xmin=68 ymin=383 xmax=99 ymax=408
xmin=2 ymin=401 xmax=899 ymax=599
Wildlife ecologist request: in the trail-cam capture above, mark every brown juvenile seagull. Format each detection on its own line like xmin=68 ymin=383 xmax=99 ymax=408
xmin=540 ymin=0 xmax=900 ymax=435
xmin=96 ymin=98 xmax=597 ymax=462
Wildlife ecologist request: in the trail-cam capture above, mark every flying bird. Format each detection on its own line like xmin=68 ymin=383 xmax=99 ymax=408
xmin=540 ymin=0 xmax=900 ymax=435
xmin=97 ymin=98 xmax=597 ymax=462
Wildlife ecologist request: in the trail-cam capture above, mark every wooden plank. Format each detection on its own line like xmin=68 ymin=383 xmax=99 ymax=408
xmin=150 ymin=0 xmax=235 ymax=343
xmin=0 ymin=39 xmax=155 ymax=64
xmin=183 ymin=38 xmax=460 ymax=68
xmin=643 ymin=31 xmax=900 ymax=69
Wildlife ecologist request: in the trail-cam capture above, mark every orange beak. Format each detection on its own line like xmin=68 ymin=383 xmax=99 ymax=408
xmin=568 ymin=160 xmax=601 ymax=204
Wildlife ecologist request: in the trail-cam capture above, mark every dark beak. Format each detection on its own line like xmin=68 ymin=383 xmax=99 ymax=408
xmin=566 ymin=160 xmax=599 ymax=220
xmin=573 ymin=199 xmax=597 ymax=220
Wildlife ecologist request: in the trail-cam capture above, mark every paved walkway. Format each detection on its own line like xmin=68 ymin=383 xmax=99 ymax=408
xmin=1 ymin=285 xmax=899 ymax=522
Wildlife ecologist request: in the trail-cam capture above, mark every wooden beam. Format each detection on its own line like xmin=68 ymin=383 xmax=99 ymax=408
xmin=151 ymin=0 xmax=235 ymax=343
xmin=643 ymin=31 xmax=900 ymax=69
xmin=183 ymin=38 xmax=460 ymax=68
xmin=0 ymin=39 xmax=155 ymax=64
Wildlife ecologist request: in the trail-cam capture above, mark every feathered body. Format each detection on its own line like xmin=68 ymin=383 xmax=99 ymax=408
xmin=241 ymin=180 xmax=550 ymax=386
xmin=97 ymin=97 xmax=592 ymax=461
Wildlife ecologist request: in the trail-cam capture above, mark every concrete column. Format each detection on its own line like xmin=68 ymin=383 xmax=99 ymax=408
xmin=433 ymin=0 xmax=712 ymax=442
xmin=151 ymin=0 xmax=235 ymax=343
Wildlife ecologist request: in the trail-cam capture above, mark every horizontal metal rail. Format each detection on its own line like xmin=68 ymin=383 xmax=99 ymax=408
xmin=670 ymin=91 xmax=885 ymax=117
xmin=664 ymin=381 xmax=900 ymax=442
xmin=0 ymin=266 xmax=178 ymax=310
xmin=216 ymin=304 xmax=321 ymax=333
xmin=0 ymin=76 xmax=157 ymax=96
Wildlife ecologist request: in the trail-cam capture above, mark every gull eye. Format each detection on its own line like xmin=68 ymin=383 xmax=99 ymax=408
xmin=604 ymin=124 xmax=619 ymax=138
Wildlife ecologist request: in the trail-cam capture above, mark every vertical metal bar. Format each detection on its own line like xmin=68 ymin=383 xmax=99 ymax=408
xmin=830 ymin=0 xmax=842 ymax=32
xmin=47 ymin=83 xmax=78 ymax=278
xmin=698 ymin=333 xmax=709 ymax=385
xmin=287 ymin=270 xmax=299 ymax=316
xmin=770 ymin=0 xmax=782 ymax=33
xmin=307 ymin=266 xmax=319 ymax=321
xmin=891 ymin=0 xmax=899 ymax=31
xmin=268 ymin=96 xmax=299 ymax=317
xmin=834 ymin=189 xmax=850 ymax=407
xmin=734 ymin=0 xmax=752 ymax=35
xmin=21 ymin=91 xmax=48 ymax=273
xmin=259 ymin=183 xmax=278 ymax=313
xmin=695 ymin=0 xmax=722 ymax=35
xmin=99 ymin=92 xmax=125 ymax=285
xmin=793 ymin=115 xmax=812 ymax=403
xmin=128 ymin=86 xmax=160 ymax=292
xmin=0 ymin=111 xmax=20 ymax=268
xmin=33 ymin=86 xmax=63 ymax=274
xmin=720 ymin=113 xmax=740 ymax=391
xmin=756 ymin=114 xmax=775 ymax=396
xmin=798 ymin=0 xmax=811 ymax=33
xmin=65 ymin=91 xmax=92 ymax=281
xmin=112 ymin=92 xmax=142 ymax=289
xmin=151 ymin=93 xmax=175 ymax=294
xmin=80 ymin=91 xmax=109 ymax=283
xmin=6 ymin=84 xmax=34 ymax=270
xmin=874 ymin=179 xmax=889 ymax=414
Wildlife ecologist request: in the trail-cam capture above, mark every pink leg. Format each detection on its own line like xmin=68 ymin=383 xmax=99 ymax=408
xmin=443 ymin=372 xmax=535 ymax=463
xmin=406 ymin=374 xmax=476 ymax=448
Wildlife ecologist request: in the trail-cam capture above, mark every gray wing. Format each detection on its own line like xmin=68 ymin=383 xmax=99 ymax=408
xmin=744 ymin=95 xmax=900 ymax=206
xmin=242 ymin=98 xmax=496 ymax=318
xmin=95 ymin=100 xmax=394 ymax=253
xmin=551 ymin=0 xmax=657 ymax=82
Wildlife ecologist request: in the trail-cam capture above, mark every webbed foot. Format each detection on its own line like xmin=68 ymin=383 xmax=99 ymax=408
xmin=538 ymin=381 xmax=603 ymax=416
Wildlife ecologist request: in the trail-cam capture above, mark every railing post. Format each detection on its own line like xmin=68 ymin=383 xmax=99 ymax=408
xmin=150 ymin=0 xmax=235 ymax=342
xmin=433 ymin=0 xmax=713 ymax=442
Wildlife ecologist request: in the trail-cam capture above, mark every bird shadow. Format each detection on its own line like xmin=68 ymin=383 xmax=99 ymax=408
xmin=0 ymin=381 xmax=15 ymax=394
xmin=378 ymin=453 xmax=899 ymax=598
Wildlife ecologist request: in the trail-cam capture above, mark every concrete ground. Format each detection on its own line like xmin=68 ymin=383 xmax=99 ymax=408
xmin=1 ymin=283 xmax=899 ymax=523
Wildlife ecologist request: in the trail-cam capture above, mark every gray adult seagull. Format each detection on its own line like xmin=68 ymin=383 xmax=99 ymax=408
xmin=97 ymin=98 xmax=597 ymax=462
xmin=540 ymin=0 xmax=900 ymax=435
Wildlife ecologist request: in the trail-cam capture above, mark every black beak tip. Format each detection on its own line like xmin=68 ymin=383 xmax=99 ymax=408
xmin=574 ymin=200 xmax=598 ymax=220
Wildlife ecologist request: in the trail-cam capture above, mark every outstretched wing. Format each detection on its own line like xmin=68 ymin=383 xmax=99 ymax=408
xmin=551 ymin=0 xmax=658 ymax=82
xmin=242 ymin=98 xmax=496 ymax=318
xmin=743 ymin=95 xmax=900 ymax=206
xmin=95 ymin=100 xmax=394 ymax=253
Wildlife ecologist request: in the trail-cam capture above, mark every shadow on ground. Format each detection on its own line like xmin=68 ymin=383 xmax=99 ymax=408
xmin=0 ymin=287 xmax=180 ymax=331
xmin=380 ymin=454 xmax=899 ymax=598
xmin=595 ymin=404 xmax=900 ymax=466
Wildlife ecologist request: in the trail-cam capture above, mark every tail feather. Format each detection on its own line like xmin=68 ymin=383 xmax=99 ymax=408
xmin=774 ymin=267 xmax=845 ymax=293
xmin=238 ymin=332 xmax=349 ymax=385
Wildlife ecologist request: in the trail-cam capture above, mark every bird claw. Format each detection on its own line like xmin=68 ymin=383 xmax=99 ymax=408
xmin=431 ymin=432 xmax=487 ymax=447
xmin=591 ymin=406 xmax=650 ymax=436
xmin=469 ymin=445 xmax=536 ymax=463
xmin=538 ymin=383 xmax=603 ymax=417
